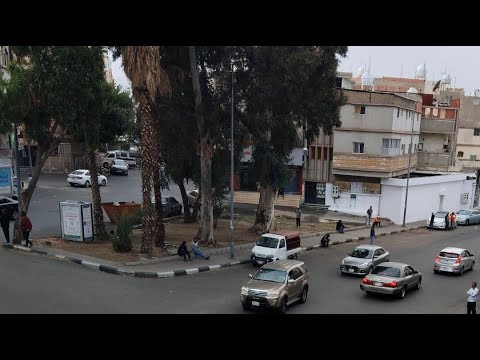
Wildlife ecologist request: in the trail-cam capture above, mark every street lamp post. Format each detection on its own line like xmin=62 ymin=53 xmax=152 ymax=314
xmin=402 ymin=112 xmax=415 ymax=227
xmin=13 ymin=123 xmax=22 ymax=244
xmin=229 ymin=62 xmax=235 ymax=259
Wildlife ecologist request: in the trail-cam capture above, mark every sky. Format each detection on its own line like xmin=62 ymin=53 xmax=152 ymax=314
xmin=111 ymin=47 xmax=480 ymax=95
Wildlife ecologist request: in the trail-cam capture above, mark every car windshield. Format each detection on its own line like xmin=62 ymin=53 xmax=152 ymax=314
xmin=115 ymin=160 xmax=126 ymax=165
xmin=349 ymin=248 xmax=372 ymax=259
xmin=439 ymin=252 xmax=459 ymax=258
xmin=253 ymin=268 xmax=286 ymax=283
xmin=457 ymin=210 xmax=471 ymax=215
xmin=435 ymin=212 xmax=448 ymax=218
xmin=371 ymin=266 xmax=401 ymax=277
xmin=256 ymin=236 xmax=279 ymax=249
xmin=72 ymin=171 xmax=85 ymax=175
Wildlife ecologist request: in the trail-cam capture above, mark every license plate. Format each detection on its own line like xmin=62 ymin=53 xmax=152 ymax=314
xmin=440 ymin=266 xmax=453 ymax=272
xmin=374 ymin=282 xmax=383 ymax=287
xmin=257 ymin=261 xmax=264 ymax=265
xmin=348 ymin=269 xmax=355 ymax=273
xmin=252 ymin=301 xmax=260 ymax=306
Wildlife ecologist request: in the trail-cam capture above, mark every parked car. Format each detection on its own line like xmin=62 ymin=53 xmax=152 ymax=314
xmin=340 ymin=245 xmax=390 ymax=276
xmin=425 ymin=211 xmax=448 ymax=229
xmin=0 ymin=196 xmax=19 ymax=220
xmin=158 ymin=196 xmax=182 ymax=217
xmin=360 ymin=262 xmax=422 ymax=299
xmin=240 ymin=259 xmax=309 ymax=313
xmin=434 ymin=247 xmax=475 ymax=275
xmin=251 ymin=231 xmax=304 ymax=266
xmin=100 ymin=150 xmax=137 ymax=168
xmin=110 ymin=160 xmax=128 ymax=175
xmin=455 ymin=210 xmax=480 ymax=226
xmin=187 ymin=190 xmax=200 ymax=207
xmin=67 ymin=170 xmax=108 ymax=187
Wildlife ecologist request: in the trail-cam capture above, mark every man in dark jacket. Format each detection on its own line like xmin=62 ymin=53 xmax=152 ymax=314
xmin=429 ymin=212 xmax=435 ymax=231
xmin=0 ymin=209 xmax=10 ymax=244
xmin=178 ymin=241 xmax=192 ymax=262
xmin=444 ymin=212 xmax=450 ymax=231
xmin=336 ymin=220 xmax=345 ymax=234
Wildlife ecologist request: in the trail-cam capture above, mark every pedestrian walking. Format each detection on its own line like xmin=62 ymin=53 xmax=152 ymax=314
xmin=21 ymin=211 xmax=33 ymax=248
xmin=369 ymin=224 xmax=375 ymax=245
xmin=444 ymin=212 xmax=450 ymax=231
xmin=429 ymin=212 xmax=435 ymax=231
xmin=295 ymin=207 xmax=302 ymax=227
xmin=0 ymin=209 xmax=10 ymax=244
xmin=191 ymin=238 xmax=210 ymax=260
xmin=467 ymin=282 xmax=478 ymax=315
xmin=450 ymin=212 xmax=456 ymax=230
xmin=366 ymin=206 xmax=373 ymax=225
xmin=177 ymin=241 xmax=192 ymax=262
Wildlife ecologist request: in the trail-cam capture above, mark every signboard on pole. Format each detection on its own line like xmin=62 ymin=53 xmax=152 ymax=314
xmin=0 ymin=166 xmax=13 ymax=195
xmin=61 ymin=204 xmax=82 ymax=240
xmin=82 ymin=204 xmax=93 ymax=241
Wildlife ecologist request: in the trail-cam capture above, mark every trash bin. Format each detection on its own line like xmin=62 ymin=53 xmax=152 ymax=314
xmin=59 ymin=200 xmax=94 ymax=241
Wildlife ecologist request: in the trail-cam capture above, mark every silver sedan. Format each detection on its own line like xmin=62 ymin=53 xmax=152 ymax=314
xmin=456 ymin=210 xmax=480 ymax=226
xmin=340 ymin=245 xmax=390 ymax=276
xmin=434 ymin=247 xmax=475 ymax=276
xmin=360 ymin=262 xmax=422 ymax=299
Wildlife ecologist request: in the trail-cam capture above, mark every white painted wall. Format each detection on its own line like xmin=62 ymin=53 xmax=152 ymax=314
xmin=325 ymin=183 xmax=381 ymax=218
xmin=420 ymin=134 xmax=447 ymax=152
xmin=380 ymin=174 xmax=476 ymax=224
xmin=340 ymin=105 xmax=395 ymax=130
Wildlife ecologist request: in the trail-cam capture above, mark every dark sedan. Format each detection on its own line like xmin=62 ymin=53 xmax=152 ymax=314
xmin=157 ymin=196 xmax=182 ymax=217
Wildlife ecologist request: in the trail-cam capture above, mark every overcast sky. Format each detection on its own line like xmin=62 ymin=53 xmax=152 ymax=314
xmin=111 ymin=47 xmax=480 ymax=95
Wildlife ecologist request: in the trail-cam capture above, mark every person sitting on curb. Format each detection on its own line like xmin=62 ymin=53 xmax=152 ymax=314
xmin=336 ymin=220 xmax=345 ymax=234
xmin=320 ymin=233 xmax=330 ymax=248
xmin=373 ymin=216 xmax=381 ymax=228
xmin=178 ymin=241 xmax=192 ymax=262
xmin=192 ymin=238 xmax=210 ymax=260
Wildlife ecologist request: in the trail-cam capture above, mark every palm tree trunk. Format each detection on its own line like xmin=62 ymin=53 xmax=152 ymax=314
xmin=138 ymin=95 xmax=156 ymax=256
xmin=152 ymin=149 xmax=165 ymax=248
xmin=178 ymin=181 xmax=193 ymax=223
xmin=85 ymin=145 xmax=107 ymax=240
xmin=189 ymin=46 xmax=214 ymax=245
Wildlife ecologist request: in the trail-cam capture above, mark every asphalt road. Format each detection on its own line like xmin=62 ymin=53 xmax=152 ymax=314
xmin=1 ymin=225 xmax=479 ymax=313
xmin=23 ymin=170 xmax=196 ymax=238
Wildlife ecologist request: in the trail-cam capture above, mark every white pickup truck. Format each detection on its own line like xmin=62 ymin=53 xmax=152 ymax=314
xmin=250 ymin=231 xmax=304 ymax=266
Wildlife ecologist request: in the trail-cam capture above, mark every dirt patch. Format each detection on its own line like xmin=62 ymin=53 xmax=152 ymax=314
xmin=34 ymin=215 xmax=343 ymax=263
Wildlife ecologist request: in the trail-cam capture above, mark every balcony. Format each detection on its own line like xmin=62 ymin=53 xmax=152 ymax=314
xmin=420 ymin=118 xmax=455 ymax=134
xmin=416 ymin=152 xmax=451 ymax=169
xmin=332 ymin=153 xmax=417 ymax=178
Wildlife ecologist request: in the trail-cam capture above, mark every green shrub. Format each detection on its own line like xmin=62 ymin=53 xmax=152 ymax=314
xmin=112 ymin=213 xmax=134 ymax=252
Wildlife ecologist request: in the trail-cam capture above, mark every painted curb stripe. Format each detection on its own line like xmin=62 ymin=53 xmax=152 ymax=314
xmin=67 ymin=257 xmax=82 ymax=264
xmin=173 ymin=270 xmax=187 ymax=276
xmin=157 ymin=271 xmax=175 ymax=278
xmin=209 ymin=265 xmax=221 ymax=270
xmin=134 ymin=271 xmax=157 ymax=278
xmin=81 ymin=261 xmax=101 ymax=270
xmin=197 ymin=266 xmax=210 ymax=272
xmin=220 ymin=263 xmax=231 ymax=268
xmin=240 ymin=259 xmax=251 ymax=264
xmin=31 ymin=249 xmax=48 ymax=256
xmin=186 ymin=268 xmax=199 ymax=275
xmin=99 ymin=265 xmax=119 ymax=275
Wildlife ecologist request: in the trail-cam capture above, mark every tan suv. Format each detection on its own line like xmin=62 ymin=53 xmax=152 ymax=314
xmin=240 ymin=259 xmax=309 ymax=313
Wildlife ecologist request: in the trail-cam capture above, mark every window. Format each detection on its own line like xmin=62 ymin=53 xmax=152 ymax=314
xmin=470 ymin=155 xmax=477 ymax=161
xmin=404 ymin=267 xmax=414 ymax=276
xmin=289 ymin=268 xmax=302 ymax=280
xmin=414 ymin=144 xmax=417 ymax=153
xmin=353 ymin=142 xmax=364 ymax=154
xmin=382 ymin=139 xmax=401 ymax=155
xmin=377 ymin=249 xmax=385 ymax=255
xmin=457 ymin=151 xmax=464 ymax=158
xmin=397 ymin=108 xmax=400 ymax=118
xmin=418 ymin=143 xmax=423 ymax=152
xmin=474 ymin=128 xmax=480 ymax=136
xmin=279 ymin=239 xmax=285 ymax=248
xmin=335 ymin=77 xmax=342 ymax=88
xmin=351 ymin=182 xmax=363 ymax=194
xmin=85 ymin=171 xmax=90 ymax=176
xmin=354 ymin=105 xmax=366 ymax=114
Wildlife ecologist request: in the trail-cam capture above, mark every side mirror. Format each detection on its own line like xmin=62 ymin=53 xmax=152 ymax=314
xmin=373 ymin=256 xmax=379 ymax=259
xmin=249 ymin=274 xmax=253 ymax=278
xmin=288 ymin=279 xmax=295 ymax=284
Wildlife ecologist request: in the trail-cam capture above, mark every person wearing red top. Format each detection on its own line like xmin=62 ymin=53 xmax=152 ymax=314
xmin=21 ymin=211 xmax=33 ymax=248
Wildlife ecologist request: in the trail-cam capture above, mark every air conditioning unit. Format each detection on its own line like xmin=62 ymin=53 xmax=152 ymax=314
xmin=461 ymin=193 xmax=469 ymax=204
xmin=332 ymin=186 xmax=340 ymax=198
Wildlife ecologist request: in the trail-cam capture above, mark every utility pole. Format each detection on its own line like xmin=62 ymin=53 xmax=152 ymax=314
xmin=402 ymin=111 xmax=415 ymax=227
xmin=13 ymin=124 xmax=22 ymax=244
xmin=229 ymin=62 xmax=235 ymax=259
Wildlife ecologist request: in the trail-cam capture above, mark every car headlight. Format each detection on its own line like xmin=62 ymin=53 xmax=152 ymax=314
xmin=341 ymin=259 xmax=345 ymax=265
xmin=268 ymin=291 xmax=279 ymax=297
xmin=241 ymin=287 xmax=248 ymax=295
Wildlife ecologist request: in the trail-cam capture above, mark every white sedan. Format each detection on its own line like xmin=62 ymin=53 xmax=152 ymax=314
xmin=67 ymin=169 xmax=108 ymax=188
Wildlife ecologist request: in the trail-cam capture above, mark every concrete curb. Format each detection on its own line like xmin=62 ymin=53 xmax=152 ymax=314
xmin=1 ymin=225 xmax=425 ymax=279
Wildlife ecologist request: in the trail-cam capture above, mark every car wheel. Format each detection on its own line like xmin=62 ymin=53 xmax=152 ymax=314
xmin=459 ymin=266 xmax=465 ymax=276
xmin=101 ymin=179 xmax=106 ymax=186
xmin=466 ymin=220 xmax=470 ymax=226
xmin=299 ymin=286 xmax=308 ymax=304
xmin=84 ymin=181 xmax=90 ymax=188
xmin=365 ymin=291 xmax=372 ymax=296
xmin=416 ymin=277 xmax=422 ymax=290
xmin=69 ymin=183 xmax=75 ymax=187
xmin=242 ymin=302 xmax=251 ymax=311
xmin=279 ymin=297 xmax=288 ymax=314
xmin=434 ymin=269 xmax=439 ymax=274
xmin=399 ymin=286 xmax=407 ymax=299
xmin=472 ymin=261 xmax=475 ymax=271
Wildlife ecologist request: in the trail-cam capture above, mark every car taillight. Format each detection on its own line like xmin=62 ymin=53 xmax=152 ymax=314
xmin=384 ymin=281 xmax=397 ymax=288
xmin=435 ymin=256 xmax=440 ymax=262
xmin=456 ymin=256 xmax=462 ymax=264
xmin=363 ymin=278 xmax=373 ymax=285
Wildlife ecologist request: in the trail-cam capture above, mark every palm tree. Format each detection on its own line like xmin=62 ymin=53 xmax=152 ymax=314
xmin=119 ymin=46 xmax=171 ymax=255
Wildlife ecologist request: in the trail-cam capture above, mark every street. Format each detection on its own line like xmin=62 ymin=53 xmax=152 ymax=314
xmin=0 ymin=224 xmax=478 ymax=313
xmin=25 ymin=170 xmax=196 ymax=238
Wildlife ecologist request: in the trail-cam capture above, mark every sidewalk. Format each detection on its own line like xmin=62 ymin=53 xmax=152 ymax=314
xmin=2 ymin=220 xmax=426 ymax=279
